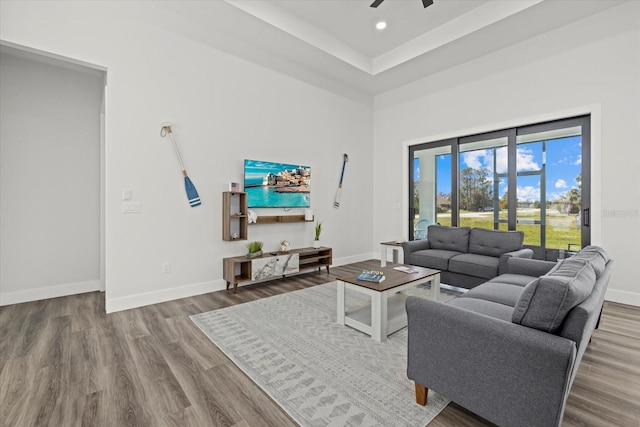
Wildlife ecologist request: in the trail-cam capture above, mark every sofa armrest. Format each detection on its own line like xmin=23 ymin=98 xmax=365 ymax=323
xmin=401 ymin=239 xmax=430 ymax=258
xmin=498 ymin=248 xmax=534 ymax=274
xmin=506 ymin=257 xmax=557 ymax=277
xmin=406 ymin=296 xmax=576 ymax=427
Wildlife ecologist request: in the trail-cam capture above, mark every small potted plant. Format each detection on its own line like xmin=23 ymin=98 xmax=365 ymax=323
xmin=313 ymin=221 xmax=322 ymax=248
xmin=246 ymin=241 xmax=264 ymax=258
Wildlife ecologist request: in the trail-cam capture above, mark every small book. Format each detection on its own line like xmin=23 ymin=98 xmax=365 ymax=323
xmin=357 ymin=270 xmax=386 ymax=283
xmin=394 ymin=266 xmax=419 ymax=274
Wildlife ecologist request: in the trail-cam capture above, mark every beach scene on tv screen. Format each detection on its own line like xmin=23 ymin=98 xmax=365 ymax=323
xmin=244 ymin=159 xmax=311 ymax=208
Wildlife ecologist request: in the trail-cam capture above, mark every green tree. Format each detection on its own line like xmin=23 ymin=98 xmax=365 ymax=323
xmin=499 ymin=192 xmax=509 ymax=210
xmin=460 ymin=167 xmax=475 ymax=211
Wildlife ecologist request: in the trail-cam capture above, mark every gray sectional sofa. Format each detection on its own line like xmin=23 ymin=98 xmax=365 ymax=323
xmin=406 ymin=245 xmax=613 ymax=427
xmin=402 ymin=226 xmax=534 ymax=289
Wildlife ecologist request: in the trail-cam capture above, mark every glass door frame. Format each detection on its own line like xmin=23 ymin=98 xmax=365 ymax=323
xmin=516 ymin=116 xmax=591 ymax=251
xmin=408 ymin=115 xmax=591 ymax=259
xmin=408 ymin=138 xmax=458 ymax=238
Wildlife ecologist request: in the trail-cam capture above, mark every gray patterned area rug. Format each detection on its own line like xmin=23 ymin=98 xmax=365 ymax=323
xmin=190 ymin=282 xmax=450 ymax=427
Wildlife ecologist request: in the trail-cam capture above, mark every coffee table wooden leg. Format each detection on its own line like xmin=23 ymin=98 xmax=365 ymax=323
xmin=336 ymin=280 xmax=346 ymax=325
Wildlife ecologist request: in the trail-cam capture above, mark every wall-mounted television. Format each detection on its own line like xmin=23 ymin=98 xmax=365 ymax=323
xmin=244 ymin=159 xmax=311 ymax=208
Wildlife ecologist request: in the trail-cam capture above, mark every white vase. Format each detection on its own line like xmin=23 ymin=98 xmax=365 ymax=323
xmin=313 ymin=240 xmax=321 ymax=249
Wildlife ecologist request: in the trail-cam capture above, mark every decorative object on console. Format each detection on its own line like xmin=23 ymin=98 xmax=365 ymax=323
xmin=334 ymin=153 xmax=348 ymax=209
xmin=313 ymin=221 xmax=322 ymax=248
xmin=229 ymin=182 xmax=241 ymax=192
xmin=305 ymin=209 xmax=314 ymax=221
xmin=246 ymin=241 xmax=263 ymax=258
xmin=247 ymin=210 xmax=258 ymax=224
xmin=280 ymin=240 xmax=290 ymax=252
xmin=160 ymin=124 xmax=201 ymax=207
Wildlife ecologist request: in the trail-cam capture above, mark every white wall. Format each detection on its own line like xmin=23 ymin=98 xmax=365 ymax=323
xmin=0 ymin=52 xmax=103 ymax=304
xmin=373 ymin=2 xmax=640 ymax=306
xmin=0 ymin=1 xmax=374 ymax=312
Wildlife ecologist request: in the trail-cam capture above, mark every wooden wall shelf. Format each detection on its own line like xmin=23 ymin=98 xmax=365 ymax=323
xmin=251 ymin=214 xmax=313 ymax=224
xmin=222 ymin=192 xmax=248 ymax=241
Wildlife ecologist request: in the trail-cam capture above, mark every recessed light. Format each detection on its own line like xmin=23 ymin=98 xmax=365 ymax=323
xmin=376 ymin=21 xmax=387 ymax=30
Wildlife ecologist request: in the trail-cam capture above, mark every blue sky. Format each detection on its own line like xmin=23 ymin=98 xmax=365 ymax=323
xmin=416 ymin=136 xmax=582 ymax=202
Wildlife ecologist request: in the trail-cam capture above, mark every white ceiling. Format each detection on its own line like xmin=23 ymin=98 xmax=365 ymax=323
xmin=153 ymin=0 xmax=626 ymax=101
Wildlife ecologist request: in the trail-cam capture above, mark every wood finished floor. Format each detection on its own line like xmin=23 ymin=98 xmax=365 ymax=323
xmin=1 ymin=260 xmax=639 ymax=426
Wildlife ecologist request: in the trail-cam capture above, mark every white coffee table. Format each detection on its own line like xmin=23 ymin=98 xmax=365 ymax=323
xmin=336 ymin=265 xmax=440 ymax=342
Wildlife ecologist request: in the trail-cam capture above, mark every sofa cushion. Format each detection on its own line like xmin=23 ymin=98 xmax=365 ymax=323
xmin=449 ymin=253 xmax=499 ymax=279
xmin=572 ymin=245 xmax=609 ymax=277
xmin=487 ymin=274 xmax=537 ymax=288
xmin=512 ymin=258 xmax=597 ymax=333
xmin=427 ymin=226 xmax=470 ymax=253
xmin=461 ymin=282 xmax=525 ymax=307
xmin=409 ymin=249 xmax=461 ymax=271
xmin=447 ymin=298 xmax=513 ymax=322
xmin=468 ymin=228 xmax=524 ymax=257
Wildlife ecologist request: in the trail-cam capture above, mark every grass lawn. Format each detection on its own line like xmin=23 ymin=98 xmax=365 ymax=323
xmin=418 ymin=210 xmax=580 ymax=249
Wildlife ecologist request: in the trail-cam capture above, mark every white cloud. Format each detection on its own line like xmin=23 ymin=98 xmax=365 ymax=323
xmin=555 ymin=179 xmax=568 ymax=189
xmin=461 ymin=146 xmax=539 ymax=174
xmin=517 ymin=186 xmax=540 ymax=202
xmin=573 ymin=154 xmax=582 ymax=166
xmin=461 ymin=150 xmax=487 ymax=170
xmin=516 ymin=147 xmax=540 ymax=171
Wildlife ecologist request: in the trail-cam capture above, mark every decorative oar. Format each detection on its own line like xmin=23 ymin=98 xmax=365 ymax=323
xmin=160 ymin=125 xmax=201 ymax=207
xmin=334 ymin=153 xmax=349 ymax=209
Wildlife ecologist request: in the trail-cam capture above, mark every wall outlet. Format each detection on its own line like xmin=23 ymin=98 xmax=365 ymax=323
xmin=162 ymin=262 xmax=171 ymax=273
xmin=122 ymin=202 xmax=141 ymax=213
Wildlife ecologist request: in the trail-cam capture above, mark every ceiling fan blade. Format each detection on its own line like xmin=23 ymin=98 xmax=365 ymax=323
xmin=370 ymin=0 xmax=384 ymax=8
xmin=422 ymin=0 xmax=434 ymax=7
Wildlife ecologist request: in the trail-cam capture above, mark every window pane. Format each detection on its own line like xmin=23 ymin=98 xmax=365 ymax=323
xmin=545 ymin=136 xmax=582 ymax=250
xmin=515 ymin=141 xmax=543 ymax=246
xmin=412 ymin=145 xmax=452 ymax=239
xmin=459 ymin=137 xmax=507 ymax=229
xmin=516 ymin=129 xmax=582 ymax=251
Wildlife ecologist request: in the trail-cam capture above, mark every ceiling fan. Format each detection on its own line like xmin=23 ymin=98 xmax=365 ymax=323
xmin=370 ymin=0 xmax=433 ymax=8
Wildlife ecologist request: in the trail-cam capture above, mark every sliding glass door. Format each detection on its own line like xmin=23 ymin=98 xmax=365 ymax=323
xmin=409 ymin=142 xmax=454 ymax=239
xmin=516 ymin=119 xmax=589 ymax=257
xmin=409 ymin=116 xmax=590 ymax=260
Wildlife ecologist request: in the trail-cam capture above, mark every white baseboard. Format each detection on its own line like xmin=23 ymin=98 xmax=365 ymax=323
xmin=605 ymin=288 xmax=640 ymax=307
xmin=334 ymin=252 xmax=377 ymax=266
xmin=105 ymin=252 xmax=378 ymax=313
xmin=0 ymin=279 xmax=102 ymax=306
xmin=105 ymin=279 xmax=227 ymax=313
